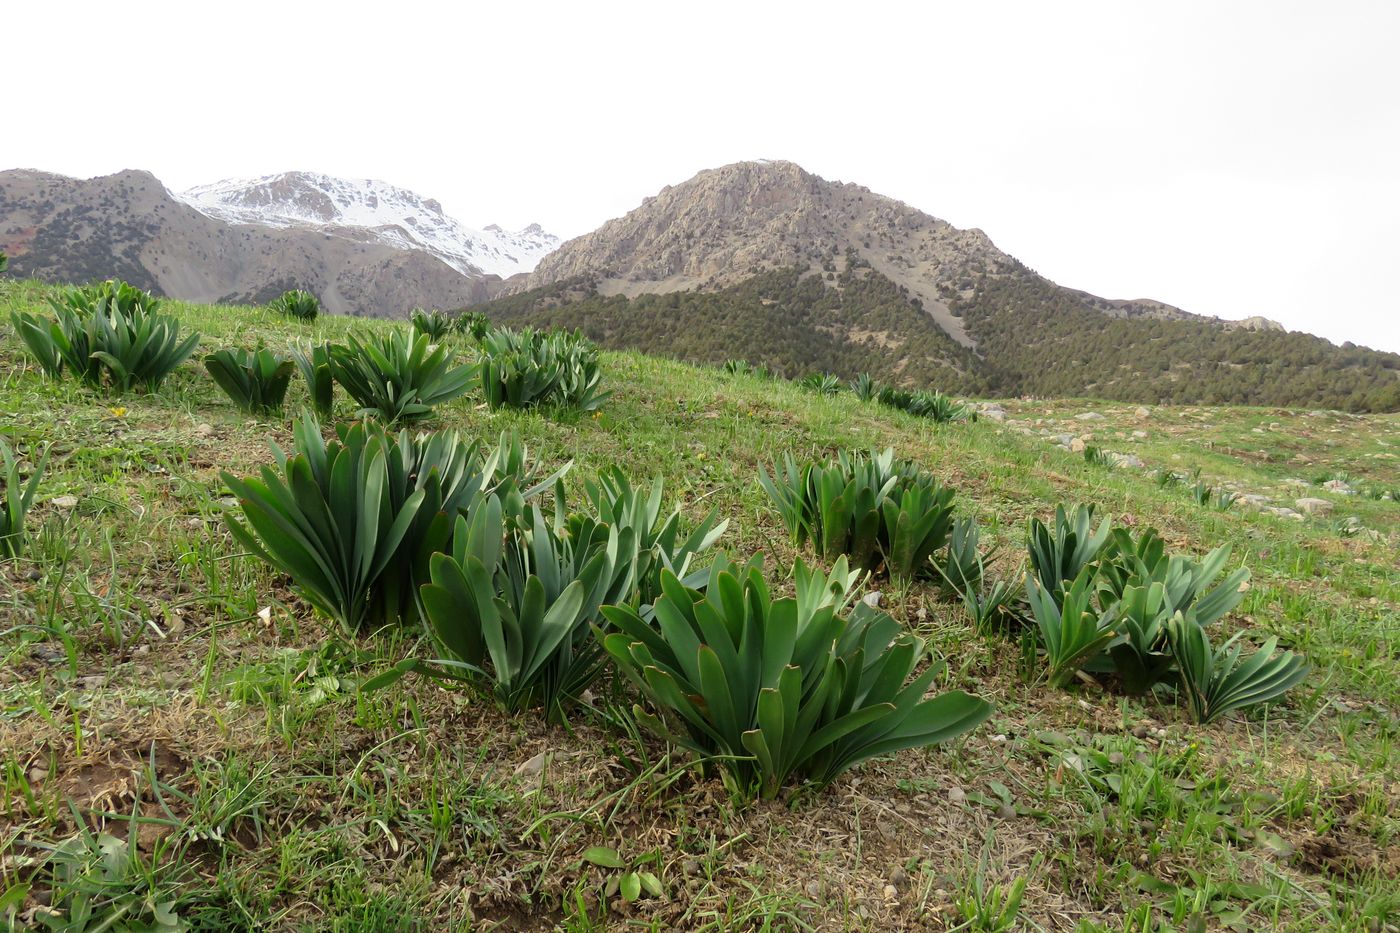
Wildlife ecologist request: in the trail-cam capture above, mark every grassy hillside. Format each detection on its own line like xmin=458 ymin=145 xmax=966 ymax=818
xmin=469 ymin=256 xmax=1400 ymax=413
xmin=1 ymin=278 xmax=1398 ymax=931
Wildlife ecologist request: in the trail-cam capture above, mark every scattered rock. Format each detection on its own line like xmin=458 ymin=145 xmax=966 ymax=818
xmin=1322 ymin=479 xmax=1355 ymax=495
xmin=947 ymin=785 xmax=966 ymax=804
xmin=1075 ymin=412 xmax=1106 ymax=422
xmin=862 ymin=591 xmax=882 ymax=608
xmin=195 ymin=423 xmax=214 ymax=436
xmin=1295 ymin=497 xmax=1334 ymax=516
xmin=50 ymin=495 xmax=79 ymax=509
xmin=1240 ymin=494 xmax=1272 ymax=508
xmin=1070 ymin=438 xmax=1087 ymax=453
xmin=514 ymin=752 xmax=548 ymax=777
xmin=1131 ymin=430 xmax=1148 ymax=439
xmin=1051 ymin=433 xmax=1074 ymax=447
xmin=1134 ymin=407 xmax=1151 ymax=418
xmin=1114 ymin=454 xmax=1144 ymax=469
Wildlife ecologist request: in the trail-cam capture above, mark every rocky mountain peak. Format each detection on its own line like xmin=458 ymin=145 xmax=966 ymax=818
xmin=521 ymin=159 xmax=1009 ymax=345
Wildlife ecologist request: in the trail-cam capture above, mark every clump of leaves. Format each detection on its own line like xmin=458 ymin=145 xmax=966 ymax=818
xmin=454 ymin=310 xmax=493 ymax=341
xmin=932 ymin=516 xmax=989 ymax=597
xmin=724 ymin=359 xmax=773 ymax=380
xmin=1083 ymin=445 xmax=1115 ymax=468
xmin=759 ymin=447 xmax=956 ymax=579
xmin=50 ymin=279 xmax=159 ymax=317
xmin=850 ymin=372 xmax=877 ymax=401
xmin=477 ymin=326 xmax=608 ymax=412
xmin=223 ymin=414 xmax=563 ymax=632
xmin=290 ymin=341 xmax=335 ymax=418
xmin=1168 ymin=616 xmax=1308 ymax=724
xmin=29 ymin=823 xmax=183 ymax=932
xmin=579 ymin=466 xmax=727 ymax=605
xmin=420 ymin=493 xmax=636 ymax=720
xmin=387 ymin=469 xmax=724 ymax=721
xmin=600 ymin=556 xmax=994 ymax=800
xmin=877 ymin=386 xmax=974 ymax=423
xmin=328 ymin=329 xmax=476 ymax=423
xmin=410 ymin=308 xmax=452 ymax=340
xmin=12 ymin=283 xmax=199 ymax=393
xmin=1026 ymin=566 xmax=1118 ymax=687
xmin=269 ymin=289 xmax=320 ymax=321
xmin=797 ymin=372 xmax=842 ymax=396
xmin=1026 ymin=504 xmax=1111 ymax=608
xmin=1 ymin=436 xmax=49 ymax=559
xmin=204 ymin=348 xmax=295 ymax=414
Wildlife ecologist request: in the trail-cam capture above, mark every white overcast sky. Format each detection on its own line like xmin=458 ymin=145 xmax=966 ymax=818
xmin=7 ymin=1 xmax=1398 ymax=352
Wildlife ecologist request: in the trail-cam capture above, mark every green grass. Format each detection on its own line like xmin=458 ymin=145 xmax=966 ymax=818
xmin=1 ymin=278 xmax=1398 ymax=930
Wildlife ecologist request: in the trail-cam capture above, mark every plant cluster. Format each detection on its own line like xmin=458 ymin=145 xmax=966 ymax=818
xmin=875 ymin=385 xmax=974 ymax=423
xmin=453 ymin=311 xmax=493 ymax=341
xmin=327 ymin=329 xmax=475 ymax=423
xmin=223 ymin=416 xmax=565 ymax=633
xmin=477 ymin=327 xmax=608 ymax=412
xmin=12 ymin=281 xmax=199 ymax=393
xmin=1 ymin=436 xmax=49 ymax=559
xmin=269 ymin=289 xmax=321 ymax=321
xmin=204 ymin=348 xmax=295 ymax=414
xmin=1016 ymin=506 xmax=1306 ymax=721
xmin=417 ymin=469 xmax=724 ymax=722
xmin=602 ymin=556 xmax=994 ymax=798
xmin=796 ymin=372 xmax=842 ymax=396
xmin=760 ymin=448 xmax=958 ymax=579
xmin=290 ymin=341 xmax=335 ymax=418
xmin=410 ymin=308 xmax=452 ymax=340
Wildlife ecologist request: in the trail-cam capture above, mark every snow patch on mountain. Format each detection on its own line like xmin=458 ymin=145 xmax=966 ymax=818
xmin=176 ymin=172 xmax=558 ymax=278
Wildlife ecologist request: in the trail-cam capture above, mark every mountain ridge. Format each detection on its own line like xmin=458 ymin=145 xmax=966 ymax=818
xmin=0 ymin=168 xmax=530 ymax=317
xmin=176 ymin=171 xmax=559 ymax=278
xmin=476 ymin=160 xmax=1398 ymax=411
xmin=517 ymin=160 xmax=1282 ymax=348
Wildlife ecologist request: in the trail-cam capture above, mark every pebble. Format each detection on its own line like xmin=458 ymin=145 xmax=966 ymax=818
xmin=514 ymin=752 xmax=547 ymax=777
xmin=50 ymin=495 xmax=79 ymax=509
xmin=1295 ymin=497 xmax=1334 ymax=515
xmin=948 ymin=785 xmax=966 ymax=804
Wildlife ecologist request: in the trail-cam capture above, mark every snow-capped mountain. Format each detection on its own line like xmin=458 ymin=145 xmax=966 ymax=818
xmin=177 ymin=172 xmax=559 ymax=279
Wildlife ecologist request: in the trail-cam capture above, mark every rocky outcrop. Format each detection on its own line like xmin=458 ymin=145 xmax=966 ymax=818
xmin=0 ymin=169 xmax=504 ymax=317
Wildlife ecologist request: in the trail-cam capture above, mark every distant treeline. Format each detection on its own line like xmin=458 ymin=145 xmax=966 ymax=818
xmin=467 ymin=258 xmax=1400 ymax=413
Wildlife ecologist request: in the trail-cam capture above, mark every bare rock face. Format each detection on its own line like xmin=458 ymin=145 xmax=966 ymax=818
xmin=522 ymin=160 xmax=1021 ymax=346
xmin=0 ymin=169 xmax=507 ymax=317
xmin=519 ymin=160 xmax=1212 ymax=348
